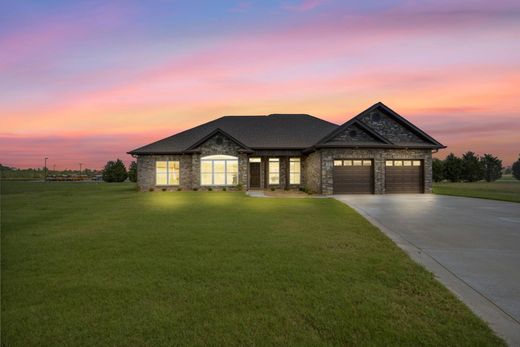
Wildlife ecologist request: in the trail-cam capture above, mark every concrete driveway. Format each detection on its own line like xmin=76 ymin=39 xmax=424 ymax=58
xmin=334 ymin=194 xmax=520 ymax=345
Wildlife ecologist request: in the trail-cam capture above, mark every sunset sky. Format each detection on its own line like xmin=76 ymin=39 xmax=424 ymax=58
xmin=1 ymin=0 xmax=519 ymax=170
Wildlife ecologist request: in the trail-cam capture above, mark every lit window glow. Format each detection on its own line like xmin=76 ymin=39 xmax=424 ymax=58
xmin=201 ymin=155 xmax=238 ymax=186
xmin=156 ymin=160 xmax=180 ymax=185
xmin=289 ymin=158 xmax=301 ymax=184
xmin=249 ymin=157 xmax=261 ymax=163
xmin=269 ymin=158 xmax=279 ymax=184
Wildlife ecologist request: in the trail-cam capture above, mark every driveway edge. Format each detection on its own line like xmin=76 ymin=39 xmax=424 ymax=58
xmin=338 ymin=198 xmax=520 ymax=347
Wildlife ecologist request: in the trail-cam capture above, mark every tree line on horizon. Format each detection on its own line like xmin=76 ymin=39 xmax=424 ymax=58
xmin=433 ymin=152 xmax=520 ymax=182
xmin=0 ymin=164 xmax=100 ymax=180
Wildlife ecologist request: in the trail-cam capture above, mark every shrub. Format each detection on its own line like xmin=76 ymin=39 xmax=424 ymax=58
xmin=481 ymin=154 xmax=503 ymax=182
xmin=236 ymin=183 xmax=243 ymax=191
xmin=432 ymin=158 xmax=444 ymax=182
xmin=162 ymin=188 xmax=167 ymax=192
xmin=513 ymin=157 xmax=520 ymax=180
xmin=443 ymin=153 xmax=463 ymax=182
xmin=208 ymin=187 xmax=213 ymax=191
xmin=149 ymin=188 xmax=154 ymax=192
xmin=461 ymin=151 xmax=484 ymax=182
xmin=102 ymin=159 xmax=128 ymax=182
xmin=177 ymin=187 xmax=182 ymax=191
xmin=222 ymin=187 xmax=227 ymax=191
xmin=193 ymin=188 xmax=198 ymax=191
xmin=271 ymin=187 xmax=275 ymax=191
xmin=128 ymin=161 xmax=137 ymax=182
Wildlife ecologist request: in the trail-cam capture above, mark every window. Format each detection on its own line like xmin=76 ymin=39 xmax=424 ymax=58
xmin=289 ymin=158 xmax=301 ymax=185
xmin=269 ymin=158 xmax=279 ymax=184
xmin=200 ymin=155 xmax=238 ymax=186
xmin=156 ymin=161 xmax=180 ymax=185
xmin=386 ymin=160 xmax=422 ymax=167
xmin=335 ymin=160 xmax=372 ymax=167
xmin=249 ymin=157 xmax=261 ymax=163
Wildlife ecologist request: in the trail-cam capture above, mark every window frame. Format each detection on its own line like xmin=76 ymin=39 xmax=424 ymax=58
xmin=289 ymin=157 xmax=301 ymax=185
xmin=385 ymin=160 xmax=422 ymax=167
xmin=155 ymin=160 xmax=180 ymax=186
xmin=200 ymin=155 xmax=239 ymax=186
xmin=268 ymin=158 xmax=280 ymax=185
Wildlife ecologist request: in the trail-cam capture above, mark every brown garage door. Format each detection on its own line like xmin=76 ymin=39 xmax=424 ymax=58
xmin=385 ymin=160 xmax=424 ymax=193
xmin=333 ymin=159 xmax=374 ymax=194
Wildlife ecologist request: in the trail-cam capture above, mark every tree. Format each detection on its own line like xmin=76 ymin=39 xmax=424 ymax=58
xmin=504 ymin=167 xmax=512 ymax=175
xmin=432 ymin=158 xmax=444 ymax=182
xmin=128 ymin=161 xmax=137 ymax=182
xmin=461 ymin=151 xmax=484 ymax=182
xmin=480 ymin=154 xmax=502 ymax=182
xmin=443 ymin=153 xmax=463 ymax=182
xmin=513 ymin=157 xmax=520 ymax=180
xmin=102 ymin=159 xmax=128 ymax=182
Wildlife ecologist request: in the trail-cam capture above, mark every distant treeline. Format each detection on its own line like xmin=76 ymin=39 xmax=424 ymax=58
xmin=433 ymin=152 xmax=519 ymax=182
xmin=0 ymin=164 xmax=100 ymax=180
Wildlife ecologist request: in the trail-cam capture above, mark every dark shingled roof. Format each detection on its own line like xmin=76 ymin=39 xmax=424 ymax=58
xmin=128 ymin=103 xmax=445 ymax=155
xmin=128 ymin=114 xmax=339 ymax=154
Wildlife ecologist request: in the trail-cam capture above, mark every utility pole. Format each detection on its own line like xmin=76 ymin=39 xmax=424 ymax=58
xmin=79 ymin=163 xmax=83 ymax=174
xmin=44 ymin=157 xmax=48 ymax=182
xmin=53 ymin=164 xmax=56 ymax=173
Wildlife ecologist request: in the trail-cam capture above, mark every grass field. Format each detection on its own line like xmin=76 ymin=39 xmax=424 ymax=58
xmin=433 ymin=175 xmax=520 ymax=203
xmin=1 ymin=182 xmax=504 ymax=346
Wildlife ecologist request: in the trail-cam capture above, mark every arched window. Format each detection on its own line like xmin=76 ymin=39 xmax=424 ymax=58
xmin=201 ymin=155 xmax=238 ymax=186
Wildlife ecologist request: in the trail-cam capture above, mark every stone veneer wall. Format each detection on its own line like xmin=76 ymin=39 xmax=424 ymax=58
xmin=320 ymin=148 xmax=432 ymax=195
xmin=303 ymin=151 xmax=321 ymax=193
xmin=136 ymin=133 xmax=248 ymax=191
xmin=191 ymin=133 xmax=248 ymax=190
xmin=136 ymin=154 xmax=192 ymax=191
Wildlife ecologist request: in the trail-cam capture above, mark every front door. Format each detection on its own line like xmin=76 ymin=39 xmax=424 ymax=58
xmin=249 ymin=162 xmax=260 ymax=188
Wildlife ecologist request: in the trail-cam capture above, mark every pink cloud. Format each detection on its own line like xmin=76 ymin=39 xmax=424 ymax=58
xmin=283 ymin=0 xmax=327 ymax=11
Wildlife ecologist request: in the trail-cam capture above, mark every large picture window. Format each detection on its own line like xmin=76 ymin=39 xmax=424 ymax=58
xmin=156 ymin=161 xmax=180 ymax=185
xmin=201 ymin=155 xmax=238 ymax=186
xmin=289 ymin=158 xmax=301 ymax=184
xmin=269 ymin=158 xmax=279 ymax=184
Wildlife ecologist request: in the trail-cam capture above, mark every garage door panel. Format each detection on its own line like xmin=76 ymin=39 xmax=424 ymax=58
xmin=333 ymin=161 xmax=373 ymax=194
xmin=385 ymin=160 xmax=423 ymax=193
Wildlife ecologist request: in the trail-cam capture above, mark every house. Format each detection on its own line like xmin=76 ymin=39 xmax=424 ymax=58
xmin=128 ymin=102 xmax=445 ymax=194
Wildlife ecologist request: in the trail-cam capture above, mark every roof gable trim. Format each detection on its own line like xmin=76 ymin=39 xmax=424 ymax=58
xmin=361 ymin=102 xmax=445 ymax=147
xmin=184 ymin=128 xmax=252 ymax=152
xmin=316 ymin=119 xmax=393 ymax=146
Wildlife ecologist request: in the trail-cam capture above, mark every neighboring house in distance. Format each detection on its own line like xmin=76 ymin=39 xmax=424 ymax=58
xmin=128 ymin=102 xmax=445 ymax=194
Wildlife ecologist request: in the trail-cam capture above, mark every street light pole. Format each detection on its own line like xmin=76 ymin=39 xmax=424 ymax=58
xmin=44 ymin=157 xmax=48 ymax=182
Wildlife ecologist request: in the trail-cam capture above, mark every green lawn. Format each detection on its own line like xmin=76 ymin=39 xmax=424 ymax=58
xmin=433 ymin=175 xmax=520 ymax=203
xmin=1 ymin=182 xmax=504 ymax=346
